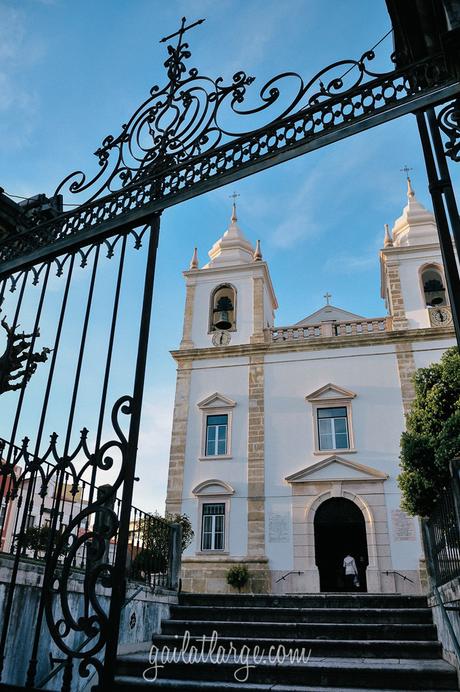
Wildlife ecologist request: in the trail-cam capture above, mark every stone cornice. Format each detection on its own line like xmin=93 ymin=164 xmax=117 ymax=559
xmin=380 ymin=243 xmax=444 ymax=259
xmin=171 ymin=326 xmax=455 ymax=363
xmin=183 ymin=260 xmax=278 ymax=310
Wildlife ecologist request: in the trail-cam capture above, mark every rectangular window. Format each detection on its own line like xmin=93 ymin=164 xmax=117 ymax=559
xmin=317 ymin=407 xmax=349 ymax=450
xmin=205 ymin=414 xmax=228 ymax=456
xmin=201 ymin=503 xmax=225 ymax=550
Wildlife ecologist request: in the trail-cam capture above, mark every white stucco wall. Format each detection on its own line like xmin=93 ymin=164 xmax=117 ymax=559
xmin=264 ymin=344 xmax=421 ymax=573
xmin=411 ymin=338 xmax=457 ymax=370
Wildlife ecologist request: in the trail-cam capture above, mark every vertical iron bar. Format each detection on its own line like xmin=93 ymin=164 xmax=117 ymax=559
xmin=417 ymin=110 xmax=460 ymax=344
xmin=26 ymin=244 xmax=100 ymax=687
xmin=89 ymin=234 xmax=127 ymax=498
xmin=426 ymin=107 xmax=460 ymax=257
xmin=101 ymin=214 xmax=160 ymax=690
xmin=33 ymin=254 xmax=76 ymax=458
xmin=6 ymin=263 xmax=51 ymax=455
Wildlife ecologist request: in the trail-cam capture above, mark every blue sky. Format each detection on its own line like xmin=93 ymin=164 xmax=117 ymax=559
xmin=1 ymin=0 xmax=459 ymax=512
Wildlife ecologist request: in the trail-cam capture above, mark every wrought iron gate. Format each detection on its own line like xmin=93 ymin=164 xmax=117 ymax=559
xmin=0 ymin=214 xmax=162 ymax=690
xmin=0 ymin=3 xmax=460 ymax=690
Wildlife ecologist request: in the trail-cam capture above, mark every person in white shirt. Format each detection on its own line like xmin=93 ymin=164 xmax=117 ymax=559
xmin=343 ymin=553 xmax=359 ymax=590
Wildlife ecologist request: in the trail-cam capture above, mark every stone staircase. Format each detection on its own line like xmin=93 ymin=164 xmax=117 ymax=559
xmin=114 ymin=593 xmax=459 ymax=691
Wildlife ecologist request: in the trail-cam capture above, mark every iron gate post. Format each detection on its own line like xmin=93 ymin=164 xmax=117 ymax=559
xmin=100 ymin=213 xmax=161 ymax=691
xmin=416 ymin=109 xmax=460 ymax=345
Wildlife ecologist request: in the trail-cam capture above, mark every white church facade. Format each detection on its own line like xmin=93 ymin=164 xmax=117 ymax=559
xmin=165 ymin=179 xmax=456 ymax=595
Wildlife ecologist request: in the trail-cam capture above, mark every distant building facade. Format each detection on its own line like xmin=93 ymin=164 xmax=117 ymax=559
xmin=166 ymin=180 xmax=455 ymax=594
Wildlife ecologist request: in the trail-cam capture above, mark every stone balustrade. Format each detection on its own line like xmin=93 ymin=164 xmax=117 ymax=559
xmin=270 ymin=317 xmax=392 ymax=343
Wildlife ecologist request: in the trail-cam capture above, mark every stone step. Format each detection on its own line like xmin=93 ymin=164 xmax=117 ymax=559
xmin=162 ymin=618 xmax=438 ymax=641
xmin=115 ymin=654 xmax=458 ymax=690
xmin=170 ymin=605 xmax=433 ymax=624
xmin=179 ymin=593 xmax=428 ymax=610
xmin=114 ymin=679 xmax=458 ymax=692
xmin=150 ymin=633 xmax=442 ymax=659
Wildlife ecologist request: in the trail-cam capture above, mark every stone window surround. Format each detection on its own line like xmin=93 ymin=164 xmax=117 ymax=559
xmin=208 ymin=282 xmax=238 ymax=334
xmin=198 ymin=393 xmax=236 ymax=461
xmin=306 ymin=385 xmax=357 ymax=456
xmin=292 ymin=484 xmax=388 ymax=593
xmin=192 ymin=479 xmax=234 ymax=556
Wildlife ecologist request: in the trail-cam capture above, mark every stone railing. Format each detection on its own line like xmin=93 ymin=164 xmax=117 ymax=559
xmin=270 ymin=317 xmax=392 ymax=343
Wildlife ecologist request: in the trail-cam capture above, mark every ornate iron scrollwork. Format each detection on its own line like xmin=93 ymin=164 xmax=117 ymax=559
xmin=0 ymin=317 xmax=50 ymax=394
xmin=438 ymin=98 xmax=460 ymax=161
xmin=41 ymin=396 xmax=132 ymax=686
xmin=0 ymin=21 xmax=456 ymax=272
xmin=54 ymin=18 xmax=399 ymax=206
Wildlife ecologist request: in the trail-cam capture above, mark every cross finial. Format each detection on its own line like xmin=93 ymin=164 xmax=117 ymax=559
xmin=324 ymin=292 xmax=332 ymax=305
xmin=400 ymin=165 xmax=413 ymax=179
xmin=229 ymin=192 xmax=240 ymax=223
xmin=160 ymin=16 xmax=206 ymax=45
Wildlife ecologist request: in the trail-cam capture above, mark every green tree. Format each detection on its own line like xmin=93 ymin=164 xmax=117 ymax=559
xmin=17 ymin=524 xmax=58 ymax=557
xmin=398 ymin=347 xmax=460 ymax=516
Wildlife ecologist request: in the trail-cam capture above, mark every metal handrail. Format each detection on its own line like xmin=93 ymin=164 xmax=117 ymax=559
xmin=275 ymin=570 xmax=304 ymax=583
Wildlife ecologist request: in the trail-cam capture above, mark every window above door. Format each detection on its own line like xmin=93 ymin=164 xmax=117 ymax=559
xmin=197 ymin=392 xmax=236 ymax=460
xmin=306 ymin=384 xmax=357 ymax=454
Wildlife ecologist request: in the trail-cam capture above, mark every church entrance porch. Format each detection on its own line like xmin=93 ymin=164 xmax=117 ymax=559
xmin=284 ymin=456 xmax=417 ymax=594
xmin=314 ymin=497 xmax=368 ymax=592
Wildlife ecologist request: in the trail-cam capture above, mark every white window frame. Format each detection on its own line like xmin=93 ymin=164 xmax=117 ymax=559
xmin=205 ymin=413 xmax=229 ymax=457
xmin=306 ymin=384 xmax=356 ymax=455
xmin=197 ymin=393 xmax=236 ymax=461
xmin=200 ymin=502 xmax=226 ymax=551
xmin=316 ymin=406 xmax=350 ymax=451
xmin=192 ymin=480 xmax=234 ymax=555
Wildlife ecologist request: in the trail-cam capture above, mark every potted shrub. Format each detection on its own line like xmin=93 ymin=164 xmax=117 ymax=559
xmin=226 ymin=564 xmax=250 ymax=592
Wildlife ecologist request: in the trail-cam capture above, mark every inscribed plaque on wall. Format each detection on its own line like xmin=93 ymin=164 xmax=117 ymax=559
xmin=391 ymin=509 xmax=416 ymax=541
xmin=268 ymin=513 xmax=290 ymax=543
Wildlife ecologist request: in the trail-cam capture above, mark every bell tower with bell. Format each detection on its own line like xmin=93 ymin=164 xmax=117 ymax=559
xmin=380 ymin=175 xmax=452 ymax=330
xmin=179 ymin=198 xmax=277 ymax=350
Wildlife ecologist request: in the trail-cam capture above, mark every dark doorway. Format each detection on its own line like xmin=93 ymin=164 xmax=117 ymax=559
xmin=314 ymin=497 xmax=369 ymax=592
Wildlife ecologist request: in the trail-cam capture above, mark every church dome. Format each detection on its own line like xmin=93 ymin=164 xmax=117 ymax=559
xmin=205 ymin=202 xmax=255 ymax=267
xmin=391 ymin=178 xmax=438 ymax=247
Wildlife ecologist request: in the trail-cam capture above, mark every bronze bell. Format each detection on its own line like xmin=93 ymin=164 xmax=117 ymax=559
xmin=215 ymin=310 xmax=232 ymax=330
xmin=214 ymin=296 xmax=233 ymax=330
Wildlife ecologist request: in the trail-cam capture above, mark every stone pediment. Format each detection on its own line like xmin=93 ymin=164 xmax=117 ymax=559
xmin=306 ymin=383 xmax=356 ymax=402
xmin=296 ymin=305 xmax=365 ymax=325
xmin=192 ymin=479 xmax=235 ymax=496
xmin=197 ymin=392 xmax=236 ymax=409
xmin=285 ymin=456 xmax=388 ymax=483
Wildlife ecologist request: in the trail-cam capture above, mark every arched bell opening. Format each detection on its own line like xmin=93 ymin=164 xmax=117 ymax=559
xmin=421 ymin=265 xmax=447 ymax=307
xmin=210 ymin=284 xmax=236 ymax=331
xmin=314 ymin=497 xmax=368 ymax=592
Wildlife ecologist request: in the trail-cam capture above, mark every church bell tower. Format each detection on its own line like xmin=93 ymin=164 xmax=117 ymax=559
xmin=179 ymin=202 xmax=278 ymax=350
xmin=380 ymin=178 xmax=452 ymax=330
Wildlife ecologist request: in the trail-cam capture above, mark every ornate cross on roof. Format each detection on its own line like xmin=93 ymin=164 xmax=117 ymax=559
xmin=160 ymin=16 xmax=205 ymax=45
xmin=229 ymin=191 xmax=240 ymax=203
xmin=324 ymin=292 xmax=332 ymax=305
